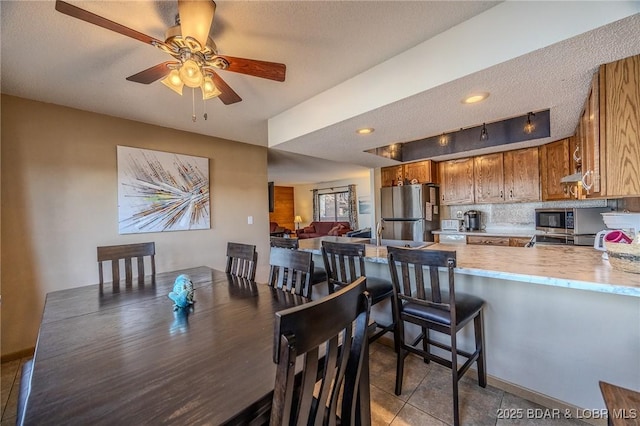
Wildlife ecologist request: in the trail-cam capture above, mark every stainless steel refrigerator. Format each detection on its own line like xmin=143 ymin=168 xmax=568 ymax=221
xmin=380 ymin=184 xmax=440 ymax=241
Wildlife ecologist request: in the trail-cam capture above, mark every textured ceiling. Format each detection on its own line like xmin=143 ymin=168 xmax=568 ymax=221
xmin=2 ymin=1 xmax=639 ymax=185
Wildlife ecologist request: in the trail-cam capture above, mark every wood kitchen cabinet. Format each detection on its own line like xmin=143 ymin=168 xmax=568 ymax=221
xmin=466 ymin=236 xmax=532 ymax=247
xmin=380 ymin=165 xmax=403 ymax=187
xmin=578 ymin=54 xmax=640 ymax=198
xmin=403 ymin=160 xmax=436 ymax=185
xmin=473 ymin=148 xmax=540 ymax=204
xmin=467 ymin=236 xmax=509 ymax=246
xmin=602 ymin=54 xmax=640 ymax=196
xmin=474 ymin=153 xmax=505 ymax=203
xmin=439 ymin=158 xmax=474 ymax=205
xmin=540 ymin=138 xmax=572 ymax=201
xmin=503 ymin=147 xmax=540 ymax=202
xmin=580 ymin=71 xmax=605 ymax=198
xmin=381 ymin=160 xmax=436 ymax=187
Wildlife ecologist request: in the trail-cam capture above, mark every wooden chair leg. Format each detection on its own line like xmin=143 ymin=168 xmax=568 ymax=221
xmin=474 ymin=311 xmax=487 ymax=388
xmin=422 ymin=327 xmax=430 ymax=363
xmin=394 ymin=319 xmax=405 ymax=396
xmin=451 ymin=332 xmax=460 ymax=426
xmin=395 ymin=347 xmax=405 ymax=396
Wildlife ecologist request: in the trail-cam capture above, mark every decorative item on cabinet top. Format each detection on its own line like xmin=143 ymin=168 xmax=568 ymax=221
xmin=381 ymin=159 xmax=436 ymax=187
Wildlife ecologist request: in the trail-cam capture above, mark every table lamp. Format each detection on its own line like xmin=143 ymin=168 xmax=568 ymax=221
xmin=294 ymin=215 xmax=302 ymax=230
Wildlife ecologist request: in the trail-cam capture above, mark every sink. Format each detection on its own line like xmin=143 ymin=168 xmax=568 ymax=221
xmin=367 ymin=239 xmax=429 ymax=249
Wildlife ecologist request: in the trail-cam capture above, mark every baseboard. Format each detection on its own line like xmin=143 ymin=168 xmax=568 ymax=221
xmin=1 ymin=347 xmax=35 ymax=363
xmin=372 ymin=336 xmax=606 ymax=426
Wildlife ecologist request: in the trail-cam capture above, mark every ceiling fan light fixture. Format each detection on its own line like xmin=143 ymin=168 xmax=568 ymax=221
xmin=161 ymin=70 xmax=184 ymax=95
xmin=202 ymin=75 xmax=221 ymax=100
xmin=179 ymin=59 xmax=204 ymax=88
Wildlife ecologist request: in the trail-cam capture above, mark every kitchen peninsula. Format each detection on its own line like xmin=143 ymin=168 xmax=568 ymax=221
xmin=299 ymin=236 xmax=640 ymax=419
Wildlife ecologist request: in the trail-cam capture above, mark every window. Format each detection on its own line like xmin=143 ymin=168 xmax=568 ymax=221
xmin=318 ymin=191 xmax=349 ymax=222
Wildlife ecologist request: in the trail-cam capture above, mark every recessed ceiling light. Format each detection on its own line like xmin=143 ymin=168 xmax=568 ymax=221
xmin=462 ymin=92 xmax=489 ymax=104
xmin=356 ymin=127 xmax=374 ymax=135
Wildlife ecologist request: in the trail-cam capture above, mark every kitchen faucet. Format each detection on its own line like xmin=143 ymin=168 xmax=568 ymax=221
xmin=376 ymin=219 xmax=385 ymax=246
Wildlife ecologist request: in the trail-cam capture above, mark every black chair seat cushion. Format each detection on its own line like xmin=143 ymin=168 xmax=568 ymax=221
xmin=331 ymin=276 xmax=392 ymax=305
xmin=402 ymin=291 xmax=484 ymax=326
xmin=312 ymin=267 xmax=327 ymax=285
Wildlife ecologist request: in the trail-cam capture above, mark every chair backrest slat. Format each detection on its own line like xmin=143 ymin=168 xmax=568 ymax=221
xmin=225 ymin=242 xmax=257 ymax=281
xmin=387 ymin=246 xmax=456 ymax=314
xmin=321 ymin=241 xmax=366 ymax=289
xmin=271 ymin=277 xmax=370 ymax=425
xmin=268 ymin=247 xmax=314 ymax=298
xmin=270 ymin=237 xmax=299 ymax=249
xmin=97 ymin=242 xmax=156 ymax=292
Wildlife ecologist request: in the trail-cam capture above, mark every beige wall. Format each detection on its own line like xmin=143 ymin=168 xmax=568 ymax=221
xmin=1 ymin=95 xmax=271 ymax=357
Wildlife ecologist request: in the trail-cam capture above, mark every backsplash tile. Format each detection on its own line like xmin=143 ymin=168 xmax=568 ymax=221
xmin=445 ymin=199 xmax=613 ymax=231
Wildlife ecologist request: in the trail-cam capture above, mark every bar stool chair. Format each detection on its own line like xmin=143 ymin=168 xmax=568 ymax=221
xmin=270 ymin=236 xmax=327 ymax=286
xmin=270 ymin=277 xmax=371 ymax=425
xmin=387 ymin=246 xmax=486 ymax=426
xmin=321 ymin=240 xmax=395 ymax=344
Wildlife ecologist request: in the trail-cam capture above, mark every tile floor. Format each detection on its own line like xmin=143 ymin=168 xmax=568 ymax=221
xmin=1 ymin=344 xmax=589 ymax=425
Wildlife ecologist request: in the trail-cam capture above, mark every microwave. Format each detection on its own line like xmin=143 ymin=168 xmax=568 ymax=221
xmin=535 ymin=207 xmax=610 ymax=235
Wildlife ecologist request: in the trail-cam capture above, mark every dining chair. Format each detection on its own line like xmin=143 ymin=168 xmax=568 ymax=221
xmin=97 ymin=242 xmax=156 ymax=292
xmin=225 ymin=242 xmax=257 ymax=281
xmin=16 ymin=358 xmax=33 ymax=426
xmin=387 ymin=246 xmax=486 ymax=426
xmin=321 ymin=240 xmax=396 ymax=344
xmin=270 ymin=236 xmax=327 ymax=286
xmin=271 ymin=276 xmax=371 ymax=426
xmin=268 ymin=247 xmax=314 ymax=298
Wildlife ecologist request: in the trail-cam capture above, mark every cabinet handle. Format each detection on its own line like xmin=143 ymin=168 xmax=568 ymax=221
xmin=500 ymin=190 xmax=503 ymax=199
xmin=509 ymin=189 xmax=513 ymax=198
xmin=573 ymin=146 xmax=581 ymax=163
xmin=582 ymin=170 xmax=593 ymax=193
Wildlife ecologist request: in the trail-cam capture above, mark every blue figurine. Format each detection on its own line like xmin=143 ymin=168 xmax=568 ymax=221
xmin=168 ymin=274 xmax=195 ymax=310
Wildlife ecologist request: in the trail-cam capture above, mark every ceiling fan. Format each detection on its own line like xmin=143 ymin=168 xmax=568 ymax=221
xmin=54 ymin=0 xmax=286 ymax=107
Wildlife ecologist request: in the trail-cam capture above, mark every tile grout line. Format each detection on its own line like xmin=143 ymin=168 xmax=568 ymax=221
xmin=1 ymin=362 xmax=20 ymax=421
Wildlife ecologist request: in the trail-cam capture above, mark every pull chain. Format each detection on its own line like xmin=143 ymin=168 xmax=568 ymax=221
xmin=191 ymin=88 xmax=196 ymax=122
xmin=203 ymin=98 xmax=208 ymax=121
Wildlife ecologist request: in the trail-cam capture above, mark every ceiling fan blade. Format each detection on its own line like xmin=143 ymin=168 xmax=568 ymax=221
xmin=178 ymin=0 xmax=215 ymax=49
xmin=126 ymin=62 xmax=179 ymax=84
xmin=209 ymin=71 xmax=242 ymax=105
xmin=55 ymin=0 xmax=164 ymax=46
xmin=215 ymin=56 xmax=286 ymax=82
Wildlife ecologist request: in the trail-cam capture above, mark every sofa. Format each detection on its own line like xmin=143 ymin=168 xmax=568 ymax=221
xmin=296 ymin=221 xmax=352 ymax=239
xmin=270 ymin=222 xmax=292 ymax=236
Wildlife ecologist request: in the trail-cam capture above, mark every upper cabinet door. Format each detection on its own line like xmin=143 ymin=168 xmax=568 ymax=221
xmin=439 ymin=158 xmax=474 ymax=205
xmin=540 ymin=138 xmax=572 ymax=201
xmin=403 ymin=160 xmax=435 ymax=184
xmin=503 ymin=147 xmax=540 ymax=202
xmin=381 ymin=165 xmax=403 ymax=187
xmin=474 ymin=153 xmax=504 ymax=203
xmin=604 ymin=54 xmax=640 ymax=197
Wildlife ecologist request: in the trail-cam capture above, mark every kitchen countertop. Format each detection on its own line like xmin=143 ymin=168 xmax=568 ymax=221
xmin=298 ymin=236 xmax=640 ymax=297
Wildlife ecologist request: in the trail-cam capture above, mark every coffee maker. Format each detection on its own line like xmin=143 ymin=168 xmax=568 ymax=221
xmin=464 ymin=210 xmax=481 ymax=231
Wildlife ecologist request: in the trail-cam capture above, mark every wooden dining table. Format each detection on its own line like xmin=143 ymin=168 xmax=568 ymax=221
xmin=23 ymin=266 xmax=312 ymax=425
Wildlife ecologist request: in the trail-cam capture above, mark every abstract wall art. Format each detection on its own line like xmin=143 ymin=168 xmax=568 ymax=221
xmin=117 ymin=146 xmax=210 ymax=234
